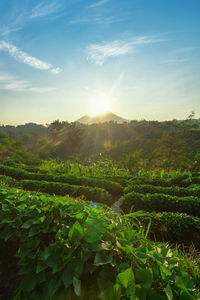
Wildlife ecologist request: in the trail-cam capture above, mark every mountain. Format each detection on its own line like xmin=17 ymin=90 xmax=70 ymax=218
xmin=76 ymin=112 xmax=128 ymax=124
xmin=76 ymin=115 xmax=91 ymax=124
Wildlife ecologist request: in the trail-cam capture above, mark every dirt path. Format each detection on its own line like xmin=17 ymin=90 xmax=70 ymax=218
xmin=111 ymin=196 xmax=123 ymax=214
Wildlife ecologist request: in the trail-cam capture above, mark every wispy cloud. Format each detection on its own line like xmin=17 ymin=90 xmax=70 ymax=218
xmin=0 ymin=41 xmax=62 ymax=74
xmin=169 ymin=47 xmax=195 ymax=55
xmin=87 ymin=36 xmax=165 ymax=65
xmin=88 ymin=0 xmax=109 ymax=9
xmin=87 ymin=40 xmax=132 ymax=66
xmin=0 ymin=72 xmax=56 ymax=93
xmin=28 ymin=1 xmax=60 ymax=19
xmin=163 ymin=47 xmax=195 ymax=64
xmin=69 ymin=16 xmax=122 ymax=25
xmin=0 ymin=26 xmax=22 ymax=37
xmin=0 ymin=1 xmax=66 ymax=38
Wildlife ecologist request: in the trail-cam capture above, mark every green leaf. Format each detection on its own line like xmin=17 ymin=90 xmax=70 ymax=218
xmin=135 ymin=284 xmax=146 ymax=300
xmin=22 ymin=219 xmax=33 ymax=229
xmin=20 ymin=274 xmax=36 ymax=292
xmin=165 ymin=283 xmax=173 ymax=300
xmin=48 ymin=278 xmax=61 ymax=299
xmin=36 ymin=261 xmax=48 ymax=273
xmin=160 ymin=265 xmax=172 ymax=280
xmin=62 ymin=266 xmax=73 ymax=288
xmin=39 ymin=247 xmax=51 ymax=262
xmin=28 ymin=226 xmax=40 ymax=237
xmin=84 ymin=219 xmax=106 ymax=243
xmin=147 ymin=289 xmax=167 ymax=300
xmin=68 ymin=221 xmax=83 ymax=241
xmin=17 ymin=204 xmax=27 ymax=210
xmin=98 ymin=281 xmax=121 ymax=300
xmin=180 ymin=291 xmax=196 ymax=300
xmin=73 ymin=277 xmax=81 ymax=297
xmin=94 ymin=252 xmax=112 ymax=266
xmin=117 ymin=267 xmax=135 ymax=296
xmin=135 ymin=268 xmax=153 ymax=288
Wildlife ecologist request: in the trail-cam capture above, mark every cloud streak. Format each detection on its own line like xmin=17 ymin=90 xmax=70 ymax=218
xmin=88 ymin=0 xmax=109 ymax=9
xmin=87 ymin=40 xmax=132 ymax=66
xmin=0 ymin=41 xmax=62 ymax=74
xmin=28 ymin=1 xmax=60 ymax=19
xmin=0 ymin=72 xmax=56 ymax=93
xmin=87 ymin=36 xmax=166 ymax=65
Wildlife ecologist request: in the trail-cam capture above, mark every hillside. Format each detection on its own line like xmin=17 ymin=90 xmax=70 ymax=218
xmin=76 ymin=111 xmax=128 ymax=124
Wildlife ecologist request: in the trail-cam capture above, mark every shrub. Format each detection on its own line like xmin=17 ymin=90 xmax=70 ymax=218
xmin=124 ymin=184 xmax=200 ymax=197
xmin=128 ymin=211 xmax=200 ymax=248
xmin=120 ymin=191 xmax=200 ymax=217
xmin=0 ymin=174 xmax=112 ymax=205
xmin=0 ymin=165 xmax=123 ymax=196
xmin=1 ymin=185 xmax=199 ymax=299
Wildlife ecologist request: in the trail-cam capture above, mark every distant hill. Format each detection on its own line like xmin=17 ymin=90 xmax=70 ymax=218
xmin=76 ymin=112 xmax=128 ymax=124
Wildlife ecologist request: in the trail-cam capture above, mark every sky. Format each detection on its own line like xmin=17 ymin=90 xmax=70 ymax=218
xmin=0 ymin=0 xmax=200 ymax=125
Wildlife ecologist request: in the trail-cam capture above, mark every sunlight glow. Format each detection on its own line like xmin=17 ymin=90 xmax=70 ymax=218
xmin=91 ymin=93 xmax=112 ymax=116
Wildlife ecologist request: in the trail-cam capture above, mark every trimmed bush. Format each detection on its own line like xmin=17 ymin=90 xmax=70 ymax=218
xmin=120 ymin=191 xmax=200 ymax=217
xmin=124 ymin=184 xmax=200 ymax=197
xmin=128 ymin=211 xmax=200 ymax=248
xmin=20 ymin=179 xmax=112 ymax=205
xmin=0 ymin=174 xmax=112 ymax=205
xmin=0 ymin=165 xmax=123 ymax=196
xmin=1 ymin=185 xmax=199 ymax=300
xmin=129 ymin=174 xmax=194 ymax=188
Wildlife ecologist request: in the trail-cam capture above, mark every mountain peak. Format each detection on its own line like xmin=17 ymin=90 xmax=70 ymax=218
xmin=76 ymin=111 xmax=128 ymax=124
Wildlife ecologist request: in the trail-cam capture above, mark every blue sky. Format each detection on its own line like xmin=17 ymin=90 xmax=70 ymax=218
xmin=0 ymin=0 xmax=200 ymax=125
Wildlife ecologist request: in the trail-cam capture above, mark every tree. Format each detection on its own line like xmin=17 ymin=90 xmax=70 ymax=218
xmin=121 ymin=150 xmax=145 ymax=174
xmin=154 ymin=131 xmax=191 ymax=170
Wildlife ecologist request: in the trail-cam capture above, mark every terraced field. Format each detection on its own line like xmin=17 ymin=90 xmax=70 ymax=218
xmin=0 ymin=163 xmax=200 ymax=299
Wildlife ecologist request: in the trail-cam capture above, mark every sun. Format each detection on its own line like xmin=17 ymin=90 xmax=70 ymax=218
xmin=91 ymin=93 xmax=112 ymax=116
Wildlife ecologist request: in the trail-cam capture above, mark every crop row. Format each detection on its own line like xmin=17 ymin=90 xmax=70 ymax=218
xmin=1 ymin=184 xmax=199 ymax=300
xmin=129 ymin=175 xmax=198 ymax=188
xmin=11 ymin=163 xmax=132 ymax=185
xmin=0 ymin=174 xmax=112 ymax=205
xmin=127 ymin=211 xmax=200 ymax=248
xmin=120 ymin=191 xmax=200 ymax=218
xmin=124 ymin=183 xmax=200 ymax=197
xmin=0 ymin=164 xmax=123 ymax=196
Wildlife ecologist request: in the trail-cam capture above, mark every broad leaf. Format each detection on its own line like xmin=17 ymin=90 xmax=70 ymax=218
xmin=68 ymin=221 xmax=83 ymax=241
xmin=20 ymin=274 xmax=36 ymax=292
xmin=73 ymin=277 xmax=81 ymax=297
xmin=117 ymin=267 xmax=135 ymax=296
xmin=135 ymin=268 xmax=153 ymax=288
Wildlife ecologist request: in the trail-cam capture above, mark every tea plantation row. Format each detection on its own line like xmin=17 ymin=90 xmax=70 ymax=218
xmin=1 ymin=185 xmax=200 ymax=300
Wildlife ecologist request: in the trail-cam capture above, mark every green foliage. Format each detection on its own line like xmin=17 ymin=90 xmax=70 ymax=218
xmin=128 ymin=211 xmax=200 ymax=248
xmin=129 ymin=170 xmax=193 ymax=187
xmin=124 ymin=183 xmax=200 ymax=197
xmin=120 ymin=191 xmax=200 ymax=217
xmin=0 ymin=175 xmax=112 ymax=205
xmin=0 ymin=184 xmax=199 ymax=299
xmin=0 ymin=164 xmax=123 ymax=196
xmin=40 ymin=158 xmax=131 ymax=177
xmin=121 ymin=150 xmax=145 ymax=174
xmin=0 ymin=132 xmax=39 ymax=165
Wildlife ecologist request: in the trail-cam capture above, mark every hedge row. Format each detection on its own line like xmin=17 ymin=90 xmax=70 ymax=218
xmin=0 ymin=165 xmax=123 ymax=196
xmin=120 ymin=191 xmax=200 ymax=217
xmin=129 ymin=175 xmax=194 ymax=188
xmin=0 ymin=174 xmax=112 ymax=205
xmin=124 ymin=184 xmax=200 ymax=198
xmin=1 ymin=185 xmax=199 ymax=300
xmin=127 ymin=211 xmax=200 ymax=248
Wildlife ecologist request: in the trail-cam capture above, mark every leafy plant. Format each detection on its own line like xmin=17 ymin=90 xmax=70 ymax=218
xmin=1 ymin=184 xmax=199 ymax=299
